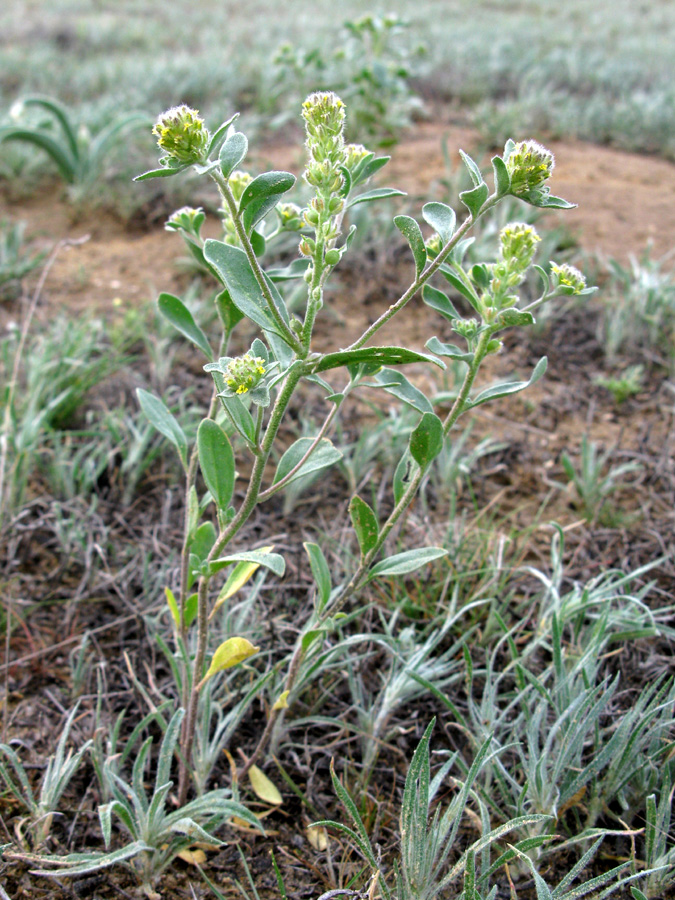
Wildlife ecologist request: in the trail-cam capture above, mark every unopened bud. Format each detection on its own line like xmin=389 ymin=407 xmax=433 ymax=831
xmin=324 ymin=249 xmax=340 ymax=266
xmin=153 ymin=105 xmax=210 ymax=165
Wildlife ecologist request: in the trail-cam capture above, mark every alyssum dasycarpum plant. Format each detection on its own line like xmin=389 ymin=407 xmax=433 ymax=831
xmin=25 ymin=97 xmax=591 ymax=890
xmin=136 ymin=98 xmax=592 ymax=803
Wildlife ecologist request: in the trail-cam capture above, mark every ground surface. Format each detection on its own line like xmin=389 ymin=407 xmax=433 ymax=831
xmin=1 ymin=119 xmax=675 ymax=898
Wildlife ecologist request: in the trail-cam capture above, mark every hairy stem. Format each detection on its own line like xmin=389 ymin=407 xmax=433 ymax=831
xmin=212 ymin=171 xmax=304 ymax=357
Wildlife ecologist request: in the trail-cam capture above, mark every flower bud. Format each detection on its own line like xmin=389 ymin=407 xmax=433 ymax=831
xmin=228 ymin=170 xmax=253 ymax=204
xmin=165 ymin=206 xmax=205 ymax=235
xmin=550 ymin=262 xmax=587 ymax=294
xmin=153 ymin=105 xmax=210 ymax=165
xmin=499 ymin=223 xmax=540 ymax=274
xmin=324 ymin=248 xmax=340 ymax=266
xmin=425 ymin=233 xmax=443 ymax=259
xmin=506 ymin=140 xmax=554 ymax=196
xmin=343 ymin=143 xmax=370 ymax=173
xmin=224 ymin=354 xmax=267 ymax=395
xmin=302 ymin=92 xmax=346 ymax=142
xmin=276 ymin=202 xmax=303 ymax=231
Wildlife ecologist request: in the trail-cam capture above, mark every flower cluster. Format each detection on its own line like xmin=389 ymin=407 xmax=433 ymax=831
xmin=490 ymin=223 xmax=541 ymax=299
xmin=506 ymin=140 xmax=554 ymax=196
xmin=153 ymin=105 xmax=210 ymax=165
xmin=224 ymin=354 xmax=266 ymax=395
xmin=300 ymin=92 xmax=348 ymax=266
xmin=550 ymin=262 xmax=587 ymax=295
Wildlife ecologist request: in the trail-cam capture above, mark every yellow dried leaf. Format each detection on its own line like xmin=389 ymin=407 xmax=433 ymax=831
xmin=198 ymin=636 xmax=260 ymax=689
xmin=165 ymin=587 xmax=180 ymax=629
xmin=211 ymin=546 xmax=275 ymax=617
xmin=272 ymin=690 xmax=290 ymax=711
xmin=177 ymin=848 xmax=207 ymax=865
xmin=306 ymin=824 xmax=328 ymax=851
xmin=249 ymin=765 xmax=283 ymax=806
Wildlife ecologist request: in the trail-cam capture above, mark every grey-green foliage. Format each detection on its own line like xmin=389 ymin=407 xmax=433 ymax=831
xmin=269 ymin=13 xmax=426 ymax=145
xmin=598 ymin=251 xmax=675 ymax=367
xmin=594 ymin=364 xmax=644 ymax=405
xmin=640 ymin=762 xmax=675 ymax=898
xmin=560 ymin=434 xmax=642 ymax=525
xmin=0 ymin=705 xmax=91 ymax=848
xmin=0 ymin=96 xmax=148 ymax=192
xmin=0 ymin=219 xmax=47 ymax=301
xmin=33 ymin=709 xmax=262 ymax=892
xmin=0 ymin=314 xmax=134 ymax=520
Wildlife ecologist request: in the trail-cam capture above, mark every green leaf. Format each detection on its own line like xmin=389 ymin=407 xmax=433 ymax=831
xmin=239 ymin=171 xmax=296 ymax=233
xmin=459 ymin=149 xmax=483 ymax=186
xmin=393 ymin=449 xmax=413 ymax=505
xmin=409 ymin=412 xmax=443 ymax=467
xmin=210 ymin=550 xmax=285 ymax=577
xmin=367 ymin=547 xmax=448 ymax=581
xmin=273 ymin=438 xmax=342 ymax=488
xmin=346 ymin=187 xmax=406 ymax=209
xmin=371 ymin=368 xmax=433 ymax=413
xmin=198 ymin=419 xmax=235 ymax=512
xmin=304 ymin=542 xmax=332 ymax=612
xmin=460 ymin=182 xmax=490 ymax=218
xmin=136 ymin=388 xmax=188 ymax=469
xmin=394 ymin=215 xmax=426 ymax=278
xmin=351 ymin=153 xmax=390 ymax=186
xmin=467 ymin=356 xmax=548 ymax=409
xmin=422 ymin=202 xmax=456 ymax=243
xmin=349 ymin=496 xmax=379 ymax=557
xmin=134 ymin=161 xmax=189 ymax=181
xmin=439 ymin=264 xmax=482 ymax=311
xmin=206 ymin=113 xmax=240 ymax=157
xmin=191 ymin=521 xmax=217 ymax=563
xmin=157 ymin=292 xmax=213 ymax=360
xmin=219 ymin=131 xmax=248 ymax=178
xmin=495 ymin=308 xmax=535 ymax=329
xmin=220 ymin=393 xmax=257 ymax=446
xmin=215 ymin=289 xmax=245 ymax=334
xmin=492 ymin=155 xmax=511 ymax=196
xmin=312 ymin=345 xmax=444 ymax=373
xmin=203 ymin=240 xmax=281 ymax=336
xmin=422 ymin=284 xmax=459 ymax=321
xmin=425 ymin=336 xmax=474 ymax=362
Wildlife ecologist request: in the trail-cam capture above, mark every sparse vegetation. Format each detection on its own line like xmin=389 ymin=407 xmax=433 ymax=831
xmin=0 ymin=4 xmax=674 ymax=899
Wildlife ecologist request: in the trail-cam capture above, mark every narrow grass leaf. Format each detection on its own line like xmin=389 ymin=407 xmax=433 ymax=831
xmin=304 ymin=542 xmax=332 ymax=612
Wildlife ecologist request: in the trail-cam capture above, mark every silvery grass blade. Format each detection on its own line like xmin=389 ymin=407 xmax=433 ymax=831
xmin=30 ymin=841 xmax=152 ymax=877
xmin=437 ymin=815 xmax=552 ymax=893
xmin=313 ymin=761 xmax=392 ymax=900
xmin=155 ymin=708 xmax=184 ymax=795
xmin=0 ymin=744 xmax=36 ymax=812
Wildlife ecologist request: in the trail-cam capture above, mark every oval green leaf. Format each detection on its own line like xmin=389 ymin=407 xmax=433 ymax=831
xmin=198 ymin=419 xmax=235 ymax=512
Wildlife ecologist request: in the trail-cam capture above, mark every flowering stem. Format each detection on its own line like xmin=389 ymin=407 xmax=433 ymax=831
xmin=347 ymin=197 xmax=497 ymax=352
xmin=211 ymin=170 xmax=305 ymax=357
